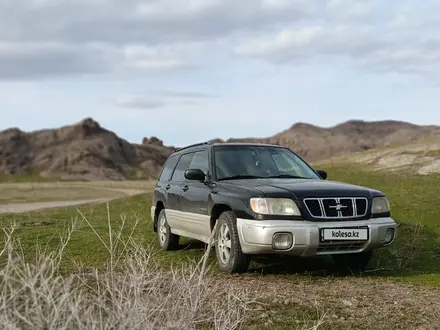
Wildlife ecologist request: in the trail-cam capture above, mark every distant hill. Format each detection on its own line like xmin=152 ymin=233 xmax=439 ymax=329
xmin=316 ymin=134 xmax=440 ymax=175
xmin=225 ymin=119 xmax=440 ymax=162
xmin=0 ymin=118 xmax=173 ymax=180
xmin=1 ymin=118 xmax=439 ymax=180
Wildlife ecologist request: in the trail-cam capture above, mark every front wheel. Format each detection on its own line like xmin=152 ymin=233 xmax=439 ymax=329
xmin=214 ymin=211 xmax=250 ymax=274
xmin=332 ymin=250 xmax=373 ymax=272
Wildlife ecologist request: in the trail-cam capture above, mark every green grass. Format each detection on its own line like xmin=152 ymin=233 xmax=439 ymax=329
xmin=1 ymin=166 xmax=440 ymax=328
xmin=321 ymin=165 xmax=440 ymax=284
xmin=0 ymin=193 xmax=207 ymax=273
xmin=1 ymin=165 xmax=440 ymax=281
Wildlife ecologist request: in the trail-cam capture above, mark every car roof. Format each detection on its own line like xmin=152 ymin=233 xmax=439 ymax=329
xmin=211 ymin=142 xmax=285 ymax=148
xmin=172 ymin=141 xmax=287 ymax=155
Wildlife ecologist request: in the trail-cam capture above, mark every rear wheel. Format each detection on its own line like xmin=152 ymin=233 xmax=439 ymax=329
xmin=214 ymin=211 xmax=250 ymax=274
xmin=332 ymin=250 xmax=373 ymax=272
xmin=157 ymin=209 xmax=179 ymax=250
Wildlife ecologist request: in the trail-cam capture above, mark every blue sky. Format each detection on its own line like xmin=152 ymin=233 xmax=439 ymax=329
xmin=1 ymin=0 xmax=440 ymax=147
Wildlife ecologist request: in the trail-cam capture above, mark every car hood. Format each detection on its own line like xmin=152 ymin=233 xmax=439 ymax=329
xmin=220 ymin=178 xmax=378 ymax=199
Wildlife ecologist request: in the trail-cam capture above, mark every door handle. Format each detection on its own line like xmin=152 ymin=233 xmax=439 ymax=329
xmin=165 ymin=184 xmax=171 ymax=190
xmin=182 ymin=185 xmax=189 ymax=192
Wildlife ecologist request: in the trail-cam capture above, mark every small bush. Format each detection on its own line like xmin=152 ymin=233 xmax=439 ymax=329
xmin=0 ymin=208 xmax=255 ymax=330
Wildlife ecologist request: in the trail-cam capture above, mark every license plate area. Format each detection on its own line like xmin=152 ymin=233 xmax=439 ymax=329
xmin=320 ymin=227 xmax=369 ymax=241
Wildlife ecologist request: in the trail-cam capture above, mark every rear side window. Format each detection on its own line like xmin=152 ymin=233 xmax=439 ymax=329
xmin=158 ymin=155 xmax=179 ymax=181
xmin=171 ymin=152 xmax=195 ymax=181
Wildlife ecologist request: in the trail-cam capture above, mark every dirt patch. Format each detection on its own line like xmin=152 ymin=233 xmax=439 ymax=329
xmin=228 ymin=276 xmax=440 ymax=329
xmin=418 ymin=159 xmax=440 ymax=175
xmin=0 ymin=199 xmax=110 ymax=214
xmin=0 ymin=182 xmax=150 ymax=213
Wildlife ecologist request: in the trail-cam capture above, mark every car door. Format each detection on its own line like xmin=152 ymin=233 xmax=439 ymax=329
xmin=179 ymin=149 xmax=212 ymax=240
xmin=166 ymin=152 xmax=195 ymax=232
xmin=157 ymin=154 xmax=179 ymax=209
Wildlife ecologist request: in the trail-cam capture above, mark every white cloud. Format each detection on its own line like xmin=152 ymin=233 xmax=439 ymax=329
xmin=0 ymin=0 xmax=439 ymax=80
xmin=0 ymin=0 xmax=315 ymax=79
xmin=114 ymin=89 xmax=215 ymax=110
xmin=234 ymin=27 xmax=326 ymax=59
xmin=0 ymin=0 xmax=314 ymax=44
xmin=122 ymin=45 xmax=190 ymax=72
xmin=114 ymin=95 xmax=168 ymax=110
xmin=233 ymin=0 xmax=440 ymax=78
xmin=326 ymin=0 xmax=379 ymax=21
xmin=153 ymin=90 xmax=218 ymax=98
xmin=0 ymin=41 xmax=193 ymax=79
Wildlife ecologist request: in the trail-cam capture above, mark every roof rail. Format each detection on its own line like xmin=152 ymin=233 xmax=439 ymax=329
xmin=174 ymin=141 xmax=212 ymax=152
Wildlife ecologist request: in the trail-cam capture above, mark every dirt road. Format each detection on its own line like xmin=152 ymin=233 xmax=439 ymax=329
xmin=0 ymin=198 xmax=113 ymax=214
xmin=0 ymin=183 xmax=148 ymax=214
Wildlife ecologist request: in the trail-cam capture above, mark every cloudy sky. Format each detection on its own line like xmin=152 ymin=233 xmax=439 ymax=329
xmin=1 ymin=0 xmax=440 ymax=146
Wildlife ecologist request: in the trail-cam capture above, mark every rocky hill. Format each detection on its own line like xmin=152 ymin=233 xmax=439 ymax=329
xmin=1 ymin=118 xmax=439 ymax=180
xmin=0 ymin=118 xmax=173 ymax=180
xmin=226 ymin=120 xmax=440 ymax=162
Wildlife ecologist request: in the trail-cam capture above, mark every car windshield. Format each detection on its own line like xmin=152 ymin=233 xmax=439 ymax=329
xmin=213 ymin=145 xmax=321 ymax=181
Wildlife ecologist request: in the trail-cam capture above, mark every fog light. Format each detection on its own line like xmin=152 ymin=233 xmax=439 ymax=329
xmin=272 ymin=233 xmax=293 ymax=250
xmin=384 ymin=228 xmax=395 ymax=244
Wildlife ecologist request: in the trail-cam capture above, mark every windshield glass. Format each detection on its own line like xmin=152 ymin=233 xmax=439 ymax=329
xmin=213 ymin=145 xmax=321 ymax=180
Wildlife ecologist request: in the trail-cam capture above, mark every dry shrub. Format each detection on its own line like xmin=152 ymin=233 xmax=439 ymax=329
xmin=370 ymin=221 xmax=427 ymax=272
xmin=0 ymin=206 xmax=255 ymax=330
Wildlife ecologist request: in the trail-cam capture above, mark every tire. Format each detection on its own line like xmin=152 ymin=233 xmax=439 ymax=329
xmin=332 ymin=250 xmax=373 ymax=273
xmin=214 ymin=211 xmax=250 ymax=274
xmin=157 ymin=209 xmax=180 ymax=250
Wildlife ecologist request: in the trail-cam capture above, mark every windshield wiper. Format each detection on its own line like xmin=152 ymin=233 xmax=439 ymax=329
xmin=218 ymin=175 xmax=263 ymax=181
xmin=267 ymin=174 xmax=310 ymax=179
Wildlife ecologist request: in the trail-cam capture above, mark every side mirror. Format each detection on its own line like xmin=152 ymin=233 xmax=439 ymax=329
xmin=316 ymin=169 xmax=327 ymax=180
xmin=184 ymin=168 xmax=206 ymax=181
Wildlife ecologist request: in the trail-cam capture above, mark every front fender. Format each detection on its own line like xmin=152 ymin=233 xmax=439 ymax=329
xmin=208 ymin=191 xmax=255 ymax=219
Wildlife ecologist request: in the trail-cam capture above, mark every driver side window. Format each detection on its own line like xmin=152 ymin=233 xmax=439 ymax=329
xmin=189 ymin=150 xmax=209 ymax=174
xmin=171 ymin=153 xmax=195 ymax=182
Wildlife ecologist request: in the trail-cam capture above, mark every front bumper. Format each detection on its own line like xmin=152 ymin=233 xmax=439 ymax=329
xmin=236 ymin=217 xmax=397 ymax=256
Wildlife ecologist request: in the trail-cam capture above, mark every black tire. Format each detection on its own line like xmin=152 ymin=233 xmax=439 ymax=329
xmin=332 ymin=250 xmax=373 ymax=273
xmin=157 ymin=209 xmax=179 ymax=250
xmin=214 ymin=211 xmax=250 ymax=274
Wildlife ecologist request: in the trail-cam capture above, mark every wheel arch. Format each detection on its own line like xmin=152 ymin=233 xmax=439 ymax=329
xmin=209 ymin=203 xmax=233 ymax=231
xmin=153 ymin=200 xmax=165 ymax=232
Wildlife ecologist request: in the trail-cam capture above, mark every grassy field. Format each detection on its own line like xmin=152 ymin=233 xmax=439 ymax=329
xmin=1 ymin=166 xmax=440 ymax=329
xmin=319 ymin=165 xmax=440 ymax=285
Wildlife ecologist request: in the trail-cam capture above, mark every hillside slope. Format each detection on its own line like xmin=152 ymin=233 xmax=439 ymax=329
xmin=317 ymin=134 xmax=440 ymax=175
xmin=2 ymin=118 xmax=439 ymax=180
xmin=226 ymin=120 xmax=440 ymax=162
xmin=0 ymin=118 xmax=173 ymax=180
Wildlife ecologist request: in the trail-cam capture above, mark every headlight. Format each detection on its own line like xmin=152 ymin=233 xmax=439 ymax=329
xmin=371 ymin=196 xmax=390 ymax=214
xmin=250 ymin=198 xmax=301 ymax=216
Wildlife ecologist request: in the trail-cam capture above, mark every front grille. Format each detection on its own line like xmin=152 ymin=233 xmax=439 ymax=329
xmin=316 ymin=241 xmax=365 ymax=254
xmin=303 ymin=197 xmax=368 ymax=219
